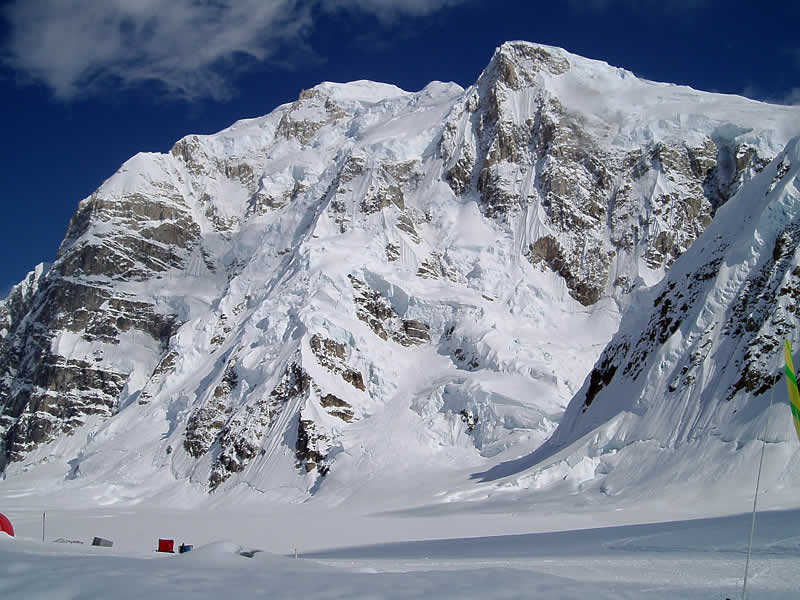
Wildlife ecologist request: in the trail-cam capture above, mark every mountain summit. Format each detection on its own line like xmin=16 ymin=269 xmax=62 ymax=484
xmin=1 ymin=42 xmax=799 ymax=507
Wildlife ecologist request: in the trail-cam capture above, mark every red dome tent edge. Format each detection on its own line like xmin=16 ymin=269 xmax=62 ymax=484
xmin=0 ymin=512 xmax=15 ymax=537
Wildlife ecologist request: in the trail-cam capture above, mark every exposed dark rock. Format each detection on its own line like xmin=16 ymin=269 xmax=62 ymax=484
xmin=295 ymin=417 xmax=330 ymax=475
xmin=453 ymin=348 xmax=481 ymax=370
xmin=170 ymin=136 xmax=208 ymax=175
xmin=319 ymin=394 xmax=348 ymax=408
xmin=385 ymin=242 xmax=400 ymax=262
xmin=439 ymin=46 xmax=764 ymax=309
xmin=276 ymin=89 xmax=347 ymax=145
xmin=206 ymin=361 xmax=313 ymax=489
xmin=0 ymin=268 xmax=178 ymax=468
xmin=184 ymin=357 xmax=241 ymax=461
xmin=459 ymin=409 xmax=478 ymax=433
xmin=270 ymin=362 xmax=312 ymax=404
xmin=309 ymin=334 xmax=365 ymax=391
xmin=396 ymin=212 xmax=420 ymax=243
xmin=399 ymin=319 xmax=430 ymax=346
xmin=361 ymin=183 xmax=404 ymax=214
xmin=320 ymin=394 xmax=354 ymax=422
xmin=248 ymin=180 xmax=306 ymax=215
xmin=184 ymin=403 xmax=229 ymax=458
xmin=527 ymin=236 xmax=612 ymax=306
xmin=350 ymin=276 xmax=430 ymax=346
xmin=583 ymin=344 xmax=626 ymax=410
xmin=350 ymin=275 xmax=395 ymax=340
xmin=724 ymin=225 xmax=800 ymax=400
xmin=153 ymin=351 xmax=178 ymax=376
xmin=210 ymin=421 xmax=260 ymax=490
xmin=416 ymin=252 xmax=461 ymax=282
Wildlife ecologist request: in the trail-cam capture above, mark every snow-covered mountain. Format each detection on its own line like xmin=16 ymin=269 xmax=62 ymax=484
xmin=512 ymin=137 xmax=800 ymax=505
xmin=1 ymin=41 xmax=799 ymax=507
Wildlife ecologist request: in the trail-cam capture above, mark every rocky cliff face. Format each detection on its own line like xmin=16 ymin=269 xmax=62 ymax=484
xmin=1 ymin=42 xmax=798 ymax=502
xmin=440 ymin=43 xmax=777 ymax=306
xmin=512 ymin=138 xmax=800 ymax=504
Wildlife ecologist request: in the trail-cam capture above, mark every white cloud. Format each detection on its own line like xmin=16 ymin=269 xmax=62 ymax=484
xmin=2 ymin=0 xmax=312 ymax=100
xmin=1 ymin=0 xmax=466 ymax=101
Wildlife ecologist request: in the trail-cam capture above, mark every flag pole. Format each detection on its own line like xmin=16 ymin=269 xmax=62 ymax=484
xmin=743 ymin=338 xmax=799 ymax=600
xmin=741 ymin=378 xmax=776 ymax=600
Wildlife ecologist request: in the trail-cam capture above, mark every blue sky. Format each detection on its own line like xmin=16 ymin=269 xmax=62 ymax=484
xmin=1 ymin=0 xmax=798 ymax=296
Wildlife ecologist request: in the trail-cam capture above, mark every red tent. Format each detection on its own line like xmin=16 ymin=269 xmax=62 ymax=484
xmin=0 ymin=512 xmax=14 ymax=537
xmin=157 ymin=538 xmax=174 ymax=553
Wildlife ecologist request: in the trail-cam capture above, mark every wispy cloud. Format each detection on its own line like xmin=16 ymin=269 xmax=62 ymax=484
xmin=328 ymin=0 xmax=467 ymax=20
xmin=774 ymin=87 xmax=800 ymax=106
xmin=784 ymin=88 xmax=800 ymax=106
xmin=1 ymin=0 xmax=466 ymax=101
xmin=2 ymin=0 xmax=311 ymax=100
xmin=741 ymin=84 xmax=800 ymax=106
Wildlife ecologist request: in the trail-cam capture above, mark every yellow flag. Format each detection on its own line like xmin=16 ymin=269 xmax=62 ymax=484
xmin=784 ymin=340 xmax=800 ymax=441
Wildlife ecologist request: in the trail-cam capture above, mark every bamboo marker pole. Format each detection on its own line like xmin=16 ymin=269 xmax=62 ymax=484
xmin=42 ymin=511 xmax=46 ymax=543
xmin=741 ymin=374 xmax=778 ymax=600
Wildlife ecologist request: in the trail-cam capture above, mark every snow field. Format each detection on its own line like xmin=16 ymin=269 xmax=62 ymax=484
xmin=2 ymin=507 xmax=800 ymax=599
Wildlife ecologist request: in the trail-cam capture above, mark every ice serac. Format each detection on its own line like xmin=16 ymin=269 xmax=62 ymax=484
xmin=517 ymin=137 xmax=800 ymax=503
xmin=0 ymin=42 xmax=798 ymax=503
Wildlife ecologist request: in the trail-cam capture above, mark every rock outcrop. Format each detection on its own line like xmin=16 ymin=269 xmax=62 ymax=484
xmin=440 ymin=43 xmax=777 ymax=306
xmin=533 ymin=140 xmax=800 ymax=500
